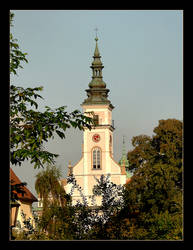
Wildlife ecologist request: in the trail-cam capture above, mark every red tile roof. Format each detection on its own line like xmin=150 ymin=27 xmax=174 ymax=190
xmin=126 ymin=178 xmax=131 ymax=184
xmin=10 ymin=168 xmax=38 ymax=202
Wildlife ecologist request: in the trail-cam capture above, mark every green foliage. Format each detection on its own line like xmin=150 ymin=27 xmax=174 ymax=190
xmin=10 ymin=12 xmax=183 ymax=241
xmin=34 ymin=165 xmax=74 ymax=239
xmin=145 ymin=211 xmax=183 ymax=240
xmin=10 ymin=12 xmax=28 ymax=75
xmin=10 ymin=86 xmax=93 ymax=168
xmin=9 ymin=11 xmax=94 ymax=225
xmin=10 ymin=11 xmax=94 ymax=170
xmin=33 ymin=169 xmax=126 ymax=240
xmin=122 ymin=119 xmax=183 ymax=240
xmin=89 ymin=119 xmax=183 ymax=240
xmin=35 ymin=165 xmax=68 ymax=209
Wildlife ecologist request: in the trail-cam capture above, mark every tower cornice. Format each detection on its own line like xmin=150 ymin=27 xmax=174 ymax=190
xmin=81 ymin=103 xmax=114 ymax=111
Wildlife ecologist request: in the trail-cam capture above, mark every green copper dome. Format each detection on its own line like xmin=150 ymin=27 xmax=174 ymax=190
xmin=89 ymin=78 xmax=106 ymax=88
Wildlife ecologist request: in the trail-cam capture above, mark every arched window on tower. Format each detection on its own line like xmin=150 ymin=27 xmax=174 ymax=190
xmin=92 ymin=147 xmax=101 ymax=169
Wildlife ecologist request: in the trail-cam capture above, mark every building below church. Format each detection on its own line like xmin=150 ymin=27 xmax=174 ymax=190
xmin=10 ymin=168 xmax=38 ymax=229
xmin=62 ymin=35 xmax=131 ymax=206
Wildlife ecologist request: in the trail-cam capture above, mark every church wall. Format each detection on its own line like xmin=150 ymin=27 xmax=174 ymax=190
xmin=84 ymin=129 xmax=106 ymax=174
xmin=83 ymin=105 xmax=112 ymax=126
xmin=120 ymin=174 xmax=127 ymax=185
xmin=65 ymin=182 xmax=73 ymax=195
xmin=72 ymin=157 xmax=83 ymax=175
xmin=108 ymin=110 xmax=112 ymax=125
xmin=110 ymin=176 xmax=120 ymax=185
xmin=110 ymin=156 xmax=122 ymax=174
xmin=73 ymin=177 xmax=84 ymax=196
xmin=65 ymin=125 xmax=126 ymax=205
xmin=87 ymin=175 xmax=98 ymax=196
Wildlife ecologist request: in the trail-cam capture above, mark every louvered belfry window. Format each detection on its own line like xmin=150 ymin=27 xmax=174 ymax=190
xmin=92 ymin=147 xmax=101 ymax=169
xmin=93 ymin=115 xmax=99 ymax=126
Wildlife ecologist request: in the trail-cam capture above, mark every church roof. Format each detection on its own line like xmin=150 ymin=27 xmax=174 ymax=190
xmin=126 ymin=178 xmax=131 ymax=184
xmin=82 ymin=35 xmax=113 ymax=107
xmin=10 ymin=168 xmax=38 ymax=202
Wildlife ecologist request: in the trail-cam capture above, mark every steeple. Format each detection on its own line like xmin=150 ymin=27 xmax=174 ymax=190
xmin=82 ymin=34 xmax=113 ymax=108
xmin=93 ymin=28 xmax=101 ymax=60
xmin=94 ymin=36 xmax=100 ymax=57
xmin=119 ymin=136 xmax=132 ymax=178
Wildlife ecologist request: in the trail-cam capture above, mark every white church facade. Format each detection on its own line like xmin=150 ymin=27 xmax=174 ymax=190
xmin=62 ymin=35 xmax=130 ymax=206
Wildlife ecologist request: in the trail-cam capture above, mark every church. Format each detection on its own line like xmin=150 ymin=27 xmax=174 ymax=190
xmin=61 ymin=35 xmax=131 ymax=206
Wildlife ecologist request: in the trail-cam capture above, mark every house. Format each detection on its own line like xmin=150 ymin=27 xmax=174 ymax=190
xmin=10 ymin=168 xmax=38 ymax=229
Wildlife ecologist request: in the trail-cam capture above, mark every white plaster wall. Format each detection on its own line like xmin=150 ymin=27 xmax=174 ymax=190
xmin=64 ymin=104 xmax=126 ymax=206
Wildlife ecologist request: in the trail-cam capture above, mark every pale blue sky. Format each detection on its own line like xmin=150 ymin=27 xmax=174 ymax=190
xmin=10 ymin=10 xmax=183 ymax=198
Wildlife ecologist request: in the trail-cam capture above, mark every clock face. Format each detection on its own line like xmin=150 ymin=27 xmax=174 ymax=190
xmin=92 ymin=134 xmax=100 ymax=142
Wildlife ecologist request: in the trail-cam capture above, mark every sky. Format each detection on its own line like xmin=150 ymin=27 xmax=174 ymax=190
xmin=10 ymin=10 xmax=183 ymax=200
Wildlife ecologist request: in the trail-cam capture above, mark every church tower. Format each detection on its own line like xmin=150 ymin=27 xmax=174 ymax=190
xmin=119 ymin=136 xmax=133 ymax=183
xmin=64 ymin=35 xmax=127 ymax=206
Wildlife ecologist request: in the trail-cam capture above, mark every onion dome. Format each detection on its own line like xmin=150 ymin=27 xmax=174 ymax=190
xmin=89 ymin=36 xmax=106 ymax=89
xmin=82 ymin=35 xmax=113 ymax=108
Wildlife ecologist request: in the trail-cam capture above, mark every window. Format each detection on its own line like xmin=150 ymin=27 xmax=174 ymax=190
xmin=95 ymin=69 xmax=100 ymax=77
xmin=93 ymin=115 xmax=99 ymax=125
xmin=92 ymin=147 xmax=101 ymax=169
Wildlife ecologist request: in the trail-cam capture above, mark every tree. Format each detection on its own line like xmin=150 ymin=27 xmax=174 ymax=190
xmin=10 ymin=87 xmax=93 ymax=169
xmin=33 ymin=171 xmax=126 ymax=240
xmin=66 ymin=174 xmax=125 ymax=240
xmin=10 ymin=12 xmax=94 ymax=201
xmin=10 ymin=12 xmax=93 ymax=169
xmin=34 ymin=165 xmax=73 ymax=238
xmin=121 ymin=119 xmax=183 ymax=240
xmin=35 ymin=165 xmax=67 ymax=209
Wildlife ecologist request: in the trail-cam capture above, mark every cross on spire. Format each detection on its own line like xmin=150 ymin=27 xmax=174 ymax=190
xmin=94 ymin=27 xmax=98 ymax=37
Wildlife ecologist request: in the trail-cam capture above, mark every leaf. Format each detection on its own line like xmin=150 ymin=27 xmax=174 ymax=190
xmin=70 ymin=121 xmax=78 ymax=128
xmin=56 ymin=130 xmax=65 ymax=139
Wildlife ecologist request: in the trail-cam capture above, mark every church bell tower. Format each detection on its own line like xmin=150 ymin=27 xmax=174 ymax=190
xmin=64 ymin=35 xmax=127 ymax=205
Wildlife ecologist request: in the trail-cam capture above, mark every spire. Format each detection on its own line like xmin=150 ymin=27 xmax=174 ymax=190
xmin=119 ymin=136 xmax=129 ymax=168
xmin=122 ymin=136 xmax=126 ymax=157
xmin=82 ymin=32 xmax=113 ymax=108
xmin=119 ymin=136 xmax=133 ymax=178
xmin=89 ymin=35 xmax=105 ymax=88
xmin=94 ymin=36 xmax=100 ymax=57
xmin=94 ymin=27 xmax=99 ymax=57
